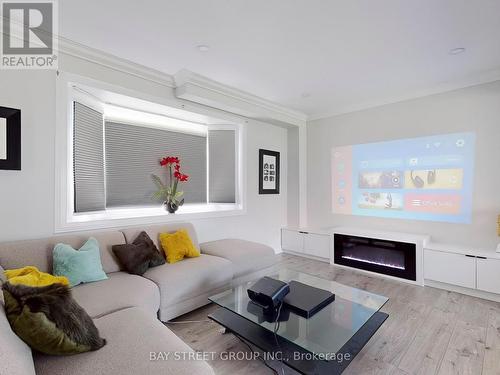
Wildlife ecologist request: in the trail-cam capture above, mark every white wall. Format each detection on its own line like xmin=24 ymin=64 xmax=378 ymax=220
xmin=0 ymin=53 xmax=288 ymax=252
xmin=195 ymin=120 xmax=287 ymax=250
xmin=0 ymin=70 xmax=57 ymax=240
xmin=287 ymin=127 xmax=300 ymax=227
xmin=307 ymin=81 xmax=500 ymax=249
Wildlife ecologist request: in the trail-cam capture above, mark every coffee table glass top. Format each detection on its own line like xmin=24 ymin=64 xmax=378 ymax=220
xmin=209 ymin=269 xmax=388 ymax=355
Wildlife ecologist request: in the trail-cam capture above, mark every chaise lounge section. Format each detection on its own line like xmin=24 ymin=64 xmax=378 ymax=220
xmin=121 ymin=223 xmax=235 ymax=321
xmin=200 ymin=238 xmax=279 ymax=285
xmin=33 ymin=307 xmax=214 ymax=375
xmin=0 ymin=222 xmax=279 ymax=375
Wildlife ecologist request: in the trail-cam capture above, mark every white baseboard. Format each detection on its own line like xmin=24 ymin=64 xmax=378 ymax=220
xmin=282 ymin=249 xmax=330 ymax=263
xmin=424 ymin=279 xmax=500 ymax=303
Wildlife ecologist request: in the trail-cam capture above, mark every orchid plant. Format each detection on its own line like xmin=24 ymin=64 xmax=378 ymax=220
xmin=151 ymin=156 xmax=189 ymax=213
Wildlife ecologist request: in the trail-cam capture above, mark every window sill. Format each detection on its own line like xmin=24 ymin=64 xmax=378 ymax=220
xmin=55 ymin=203 xmax=245 ymax=233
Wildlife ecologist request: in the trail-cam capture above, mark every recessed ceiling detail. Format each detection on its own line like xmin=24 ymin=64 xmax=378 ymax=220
xmin=197 ymin=45 xmax=210 ymax=52
xmin=449 ymin=47 xmax=466 ymax=55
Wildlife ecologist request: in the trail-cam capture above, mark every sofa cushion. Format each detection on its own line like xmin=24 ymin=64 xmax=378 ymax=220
xmin=0 ymin=287 xmax=36 ymax=375
xmin=0 ymin=264 xmax=6 ymax=283
xmin=122 ymin=222 xmax=200 ymax=251
xmin=53 ymin=238 xmax=108 ymax=287
xmin=160 ymin=229 xmax=200 ymax=264
xmin=34 ymin=307 xmax=214 ymax=375
xmin=200 ymin=239 xmax=278 ymax=278
xmin=71 ymin=272 xmax=160 ymax=319
xmin=0 ymin=230 xmax=125 ymax=274
xmin=4 ymin=266 xmax=69 ymax=287
xmin=112 ymin=231 xmax=165 ymax=275
xmin=2 ymin=283 xmax=106 ymax=356
xmin=133 ymin=231 xmax=166 ymax=268
xmin=143 ymin=254 xmax=232 ymax=319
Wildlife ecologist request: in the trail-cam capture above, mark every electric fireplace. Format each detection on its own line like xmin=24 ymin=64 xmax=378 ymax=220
xmin=334 ymin=233 xmax=416 ymax=281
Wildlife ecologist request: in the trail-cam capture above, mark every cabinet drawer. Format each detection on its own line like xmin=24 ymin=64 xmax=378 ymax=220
xmin=304 ymin=233 xmax=330 ymax=259
xmin=424 ymin=249 xmax=476 ymax=288
xmin=477 ymin=258 xmax=500 ymax=294
xmin=281 ymin=229 xmax=304 ymax=253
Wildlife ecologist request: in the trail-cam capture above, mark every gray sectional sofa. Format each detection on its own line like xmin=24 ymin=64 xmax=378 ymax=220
xmin=0 ymin=222 xmax=279 ymax=375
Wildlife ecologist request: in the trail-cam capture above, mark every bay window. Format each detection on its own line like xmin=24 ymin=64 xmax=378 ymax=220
xmin=68 ymin=85 xmax=242 ymax=223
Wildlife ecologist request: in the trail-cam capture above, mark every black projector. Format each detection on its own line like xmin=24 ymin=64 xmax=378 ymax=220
xmin=247 ymin=276 xmax=290 ymax=313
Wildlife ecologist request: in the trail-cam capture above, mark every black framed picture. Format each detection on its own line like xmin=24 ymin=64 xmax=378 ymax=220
xmin=259 ymin=149 xmax=280 ymax=194
xmin=0 ymin=106 xmax=21 ymax=170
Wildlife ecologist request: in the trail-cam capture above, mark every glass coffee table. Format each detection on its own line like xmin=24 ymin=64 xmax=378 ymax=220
xmin=209 ymin=269 xmax=388 ymax=375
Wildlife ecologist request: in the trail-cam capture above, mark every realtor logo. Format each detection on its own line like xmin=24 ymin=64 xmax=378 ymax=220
xmin=1 ymin=0 xmax=58 ymax=69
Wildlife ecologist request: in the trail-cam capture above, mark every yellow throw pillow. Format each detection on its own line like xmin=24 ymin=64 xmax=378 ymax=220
xmin=159 ymin=229 xmax=200 ymax=264
xmin=5 ymin=266 xmax=69 ymax=287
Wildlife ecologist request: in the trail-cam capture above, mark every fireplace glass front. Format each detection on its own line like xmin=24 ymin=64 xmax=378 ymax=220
xmin=334 ymin=234 xmax=416 ymax=281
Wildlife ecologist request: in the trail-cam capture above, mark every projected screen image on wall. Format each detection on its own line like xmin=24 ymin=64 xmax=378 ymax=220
xmin=331 ymin=132 xmax=475 ymax=223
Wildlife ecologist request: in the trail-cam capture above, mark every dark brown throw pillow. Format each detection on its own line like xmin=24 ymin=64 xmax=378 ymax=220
xmin=3 ymin=282 xmax=106 ymax=355
xmin=112 ymin=231 xmax=165 ymax=275
xmin=133 ymin=231 xmax=165 ymax=268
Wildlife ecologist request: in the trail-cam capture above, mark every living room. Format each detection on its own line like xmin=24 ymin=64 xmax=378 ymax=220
xmin=1 ymin=1 xmax=499 ymax=375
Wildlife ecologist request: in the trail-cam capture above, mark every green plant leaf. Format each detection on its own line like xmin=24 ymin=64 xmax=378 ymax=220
xmin=152 ymin=190 xmax=165 ymax=201
xmin=151 ymin=174 xmax=165 ymax=189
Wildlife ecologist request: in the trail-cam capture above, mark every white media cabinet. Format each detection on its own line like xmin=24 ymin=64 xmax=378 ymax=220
xmin=281 ymin=226 xmax=500 ymax=302
xmin=281 ymin=227 xmax=332 ymax=261
xmin=424 ymin=242 xmax=500 ymax=300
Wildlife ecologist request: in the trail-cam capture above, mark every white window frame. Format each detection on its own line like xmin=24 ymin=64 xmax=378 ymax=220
xmin=55 ymin=73 xmax=246 ymax=233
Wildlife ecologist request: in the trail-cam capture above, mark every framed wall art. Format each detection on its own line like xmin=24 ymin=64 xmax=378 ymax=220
xmin=259 ymin=149 xmax=280 ymax=194
xmin=0 ymin=106 xmax=21 ymax=170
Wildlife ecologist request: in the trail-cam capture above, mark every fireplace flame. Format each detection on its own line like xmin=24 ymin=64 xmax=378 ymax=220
xmin=341 ymin=255 xmax=405 ymax=270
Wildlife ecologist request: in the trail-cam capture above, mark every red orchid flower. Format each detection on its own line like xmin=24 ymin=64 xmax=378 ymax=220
xmin=160 ymin=156 xmax=181 ymax=167
xmin=174 ymin=170 xmax=189 ymax=182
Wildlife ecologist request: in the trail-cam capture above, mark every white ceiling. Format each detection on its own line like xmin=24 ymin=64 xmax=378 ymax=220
xmin=59 ymin=0 xmax=500 ymax=119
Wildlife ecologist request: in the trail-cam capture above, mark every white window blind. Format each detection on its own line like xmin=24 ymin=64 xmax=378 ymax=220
xmin=73 ymin=102 xmax=105 ymax=213
xmin=104 ymin=122 xmax=207 ymax=207
xmin=208 ymin=129 xmax=236 ymax=203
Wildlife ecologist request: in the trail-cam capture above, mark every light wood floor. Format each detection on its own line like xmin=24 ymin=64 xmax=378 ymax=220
xmin=167 ymin=254 xmax=500 ymax=375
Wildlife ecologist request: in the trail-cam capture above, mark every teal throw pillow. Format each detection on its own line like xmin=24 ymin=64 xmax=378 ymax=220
xmin=53 ymin=238 xmax=108 ymax=287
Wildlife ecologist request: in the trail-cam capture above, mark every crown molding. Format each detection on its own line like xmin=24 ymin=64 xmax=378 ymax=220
xmin=174 ymin=69 xmax=307 ymax=127
xmin=59 ymin=40 xmax=306 ymax=127
xmin=5 ymin=17 xmax=500 ymax=127
xmin=308 ymin=67 xmax=500 ymax=121
xmin=57 ymin=37 xmax=176 ymax=88
xmin=0 ymin=17 xmax=174 ymax=87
